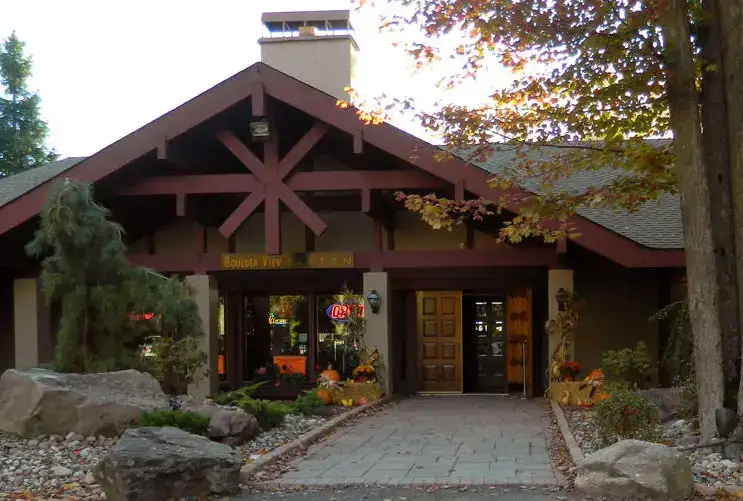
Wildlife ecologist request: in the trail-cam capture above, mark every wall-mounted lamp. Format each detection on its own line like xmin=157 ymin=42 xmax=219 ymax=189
xmin=250 ymin=118 xmax=271 ymax=141
xmin=555 ymin=287 xmax=568 ymax=312
xmin=367 ymin=290 xmax=381 ymax=314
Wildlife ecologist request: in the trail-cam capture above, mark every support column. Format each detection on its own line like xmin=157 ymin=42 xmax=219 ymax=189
xmin=186 ymin=274 xmax=219 ymax=398
xmin=547 ymin=269 xmax=575 ymax=360
xmin=363 ymin=272 xmax=392 ymax=394
xmin=13 ymin=279 xmax=41 ymax=369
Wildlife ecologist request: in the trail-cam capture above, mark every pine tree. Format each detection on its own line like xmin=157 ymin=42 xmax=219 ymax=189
xmin=0 ymin=31 xmax=57 ymax=176
xmin=25 ymin=179 xmax=143 ymax=372
xmin=26 ymin=178 xmax=206 ymax=392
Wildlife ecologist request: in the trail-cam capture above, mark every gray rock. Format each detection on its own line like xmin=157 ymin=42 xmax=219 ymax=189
xmin=639 ymin=387 xmax=682 ymax=422
xmin=575 ymin=439 xmax=694 ymax=500
xmin=0 ymin=369 xmax=170 ymax=437
xmin=94 ymin=426 xmax=241 ymax=501
xmin=52 ymin=466 xmax=72 ymax=477
xmin=179 ymin=396 xmax=259 ymax=445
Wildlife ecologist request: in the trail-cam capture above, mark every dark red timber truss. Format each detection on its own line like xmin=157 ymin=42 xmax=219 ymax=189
xmin=0 ymin=63 xmax=685 ymax=269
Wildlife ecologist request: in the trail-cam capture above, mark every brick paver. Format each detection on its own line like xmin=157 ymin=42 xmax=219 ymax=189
xmin=270 ymin=395 xmax=562 ymax=487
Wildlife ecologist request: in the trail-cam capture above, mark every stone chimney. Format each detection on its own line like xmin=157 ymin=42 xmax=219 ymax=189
xmin=259 ymin=10 xmax=359 ymax=100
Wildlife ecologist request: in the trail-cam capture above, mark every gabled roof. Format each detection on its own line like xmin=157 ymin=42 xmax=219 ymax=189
xmin=0 ymin=157 xmax=85 ymax=208
xmin=0 ymin=62 xmax=684 ymax=267
xmin=471 ymin=147 xmax=683 ymax=249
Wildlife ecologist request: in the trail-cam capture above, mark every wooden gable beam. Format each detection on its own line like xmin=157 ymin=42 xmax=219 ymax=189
xmin=252 ymin=82 xmax=265 ymax=117
xmin=215 ymin=124 xmax=329 ymax=244
xmin=257 ymin=63 xmax=681 ymax=268
xmin=278 ymin=122 xmax=328 ymax=179
xmin=119 ymin=170 xmax=446 ymax=195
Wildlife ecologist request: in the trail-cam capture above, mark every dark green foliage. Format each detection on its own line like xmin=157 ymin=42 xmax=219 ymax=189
xmin=137 ymin=410 xmax=209 ymax=436
xmin=292 ymin=391 xmax=325 ymax=416
xmin=140 ymin=278 xmax=207 ymax=395
xmin=26 ymin=180 xmax=147 ymax=372
xmin=676 ymin=373 xmax=699 ymax=420
xmin=594 ymin=383 xmax=661 ymax=447
xmin=236 ymin=398 xmax=293 ymax=430
xmin=26 ymin=179 xmax=206 ymax=387
xmin=602 ymin=341 xmax=654 ymax=389
xmin=212 ymin=382 xmax=266 ymax=406
xmin=0 ymin=31 xmax=56 ymax=176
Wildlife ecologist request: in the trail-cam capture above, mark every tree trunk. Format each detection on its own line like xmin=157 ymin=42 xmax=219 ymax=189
xmin=700 ymin=0 xmax=741 ymax=412
xmin=659 ymin=0 xmax=725 ymax=440
xmin=719 ymin=0 xmax=743 ymax=423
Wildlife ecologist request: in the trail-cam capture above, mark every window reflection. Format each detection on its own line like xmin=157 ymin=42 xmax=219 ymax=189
xmin=316 ymin=293 xmax=363 ymax=379
xmin=269 ymin=295 xmax=309 ymax=374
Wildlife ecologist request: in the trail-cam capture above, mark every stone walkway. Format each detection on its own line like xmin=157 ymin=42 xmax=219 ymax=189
xmin=268 ymin=395 xmax=561 ymax=487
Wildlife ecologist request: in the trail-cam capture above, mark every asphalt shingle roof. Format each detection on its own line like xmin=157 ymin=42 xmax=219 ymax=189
xmin=0 ymin=157 xmax=86 ymax=209
xmin=0 ymin=146 xmax=683 ymax=250
xmin=467 ymin=145 xmax=684 ymax=250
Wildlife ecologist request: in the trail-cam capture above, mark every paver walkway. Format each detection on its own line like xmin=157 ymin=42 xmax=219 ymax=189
xmin=270 ymin=395 xmax=561 ymax=487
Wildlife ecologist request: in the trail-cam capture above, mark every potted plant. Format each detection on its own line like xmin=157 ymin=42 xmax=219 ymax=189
xmin=352 ymin=364 xmax=375 ymax=383
xmin=559 ymin=360 xmax=581 ymax=381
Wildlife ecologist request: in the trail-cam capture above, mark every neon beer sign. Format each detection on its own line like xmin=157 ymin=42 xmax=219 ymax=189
xmin=326 ymin=301 xmax=365 ymax=322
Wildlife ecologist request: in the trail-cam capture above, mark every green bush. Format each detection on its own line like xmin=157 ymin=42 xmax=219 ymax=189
xmin=602 ymin=341 xmax=654 ymax=389
xmin=137 ymin=410 xmax=209 ymax=436
xmin=212 ymin=381 xmax=266 ymax=406
xmin=235 ymin=397 xmax=293 ymax=430
xmin=594 ymin=383 xmax=661 ymax=446
xmin=292 ymin=391 xmax=325 ymax=416
xmin=676 ymin=373 xmax=698 ymax=420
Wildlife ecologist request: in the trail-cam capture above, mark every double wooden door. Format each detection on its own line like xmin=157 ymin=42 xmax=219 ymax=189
xmin=417 ymin=291 xmax=463 ymax=392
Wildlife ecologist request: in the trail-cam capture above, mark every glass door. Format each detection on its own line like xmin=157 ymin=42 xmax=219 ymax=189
xmin=473 ymin=298 xmax=508 ymax=392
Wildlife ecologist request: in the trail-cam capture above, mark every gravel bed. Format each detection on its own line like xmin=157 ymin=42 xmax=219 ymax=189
xmin=0 ymin=408 xmax=349 ymax=500
xmin=240 ymin=410 xmax=348 ymax=463
xmin=561 ymin=404 xmax=743 ymax=492
xmin=0 ymin=432 xmax=109 ymax=500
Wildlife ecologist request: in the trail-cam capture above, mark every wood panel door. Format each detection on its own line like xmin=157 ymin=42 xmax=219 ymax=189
xmin=417 ymin=291 xmax=463 ymax=393
xmin=506 ymin=288 xmax=533 ymax=393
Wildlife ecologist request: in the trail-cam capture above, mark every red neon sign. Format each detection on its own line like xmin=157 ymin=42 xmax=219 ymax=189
xmin=326 ymin=301 xmax=365 ymax=322
xmin=129 ymin=312 xmax=156 ymax=321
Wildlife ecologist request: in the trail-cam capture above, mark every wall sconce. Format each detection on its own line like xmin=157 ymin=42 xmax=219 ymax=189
xmin=556 ymin=287 xmax=568 ymax=312
xmin=367 ymin=290 xmax=381 ymax=314
xmin=250 ymin=118 xmax=271 ymax=141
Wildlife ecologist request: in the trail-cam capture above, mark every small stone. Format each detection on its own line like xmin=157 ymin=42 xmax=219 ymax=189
xmin=66 ymin=432 xmax=84 ymax=442
xmin=12 ymin=475 xmax=23 ymax=487
xmin=27 ymin=439 xmax=38 ymax=447
xmin=84 ymin=471 xmax=96 ymax=484
xmin=52 ymin=465 xmax=73 ymax=477
xmin=67 ymin=440 xmax=82 ymax=449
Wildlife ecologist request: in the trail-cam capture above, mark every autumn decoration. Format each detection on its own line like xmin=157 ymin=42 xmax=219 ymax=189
xmin=559 ymin=360 xmax=581 ymax=381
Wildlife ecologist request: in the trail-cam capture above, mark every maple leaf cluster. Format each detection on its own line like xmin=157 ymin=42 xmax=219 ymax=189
xmin=351 ymin=0 xmax=678 ymax=243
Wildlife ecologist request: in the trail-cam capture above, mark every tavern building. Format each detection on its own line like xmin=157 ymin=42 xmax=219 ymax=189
xmin=0 ymin=10 xmax=686 ymax=397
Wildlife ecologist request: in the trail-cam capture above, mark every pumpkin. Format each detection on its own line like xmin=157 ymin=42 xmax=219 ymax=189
xmin=321 ymin=369 xmax=341 ymax=382
xmin=316 ymin=389 xmax=332 ymax=405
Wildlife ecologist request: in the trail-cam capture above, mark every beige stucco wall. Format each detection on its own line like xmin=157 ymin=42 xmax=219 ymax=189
xmin=260 ymin=37 xmax=356 ymax=100
xmin=573 ymin=265 xmax=661 ymax=377
xmin=13 ymin=278 xmax=39 ymax=370
xmin=134 ymin=209 xmax=511 ymax=255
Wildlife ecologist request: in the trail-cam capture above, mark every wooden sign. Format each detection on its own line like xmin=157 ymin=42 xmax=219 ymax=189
xmin=221 ymin=251 xmax=354 ymax=270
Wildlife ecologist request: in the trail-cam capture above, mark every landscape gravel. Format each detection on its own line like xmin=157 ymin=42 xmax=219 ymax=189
xmin=0 ymin=411 xmax=343 ymax=500
xmin=563 ymin=404 xmax=743 ymax=494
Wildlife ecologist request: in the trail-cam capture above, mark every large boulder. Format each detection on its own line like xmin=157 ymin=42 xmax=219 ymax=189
xmin=95 ymin=426 xmax=242 ymax=501
xmin=177 ymin=396 xmax=260 ymax=445
xmin=0 ymin=369 xmax=170 ymax=437
xmin=638 ymin=387 xmax=682 ymax=422
xmin=575 ymin=439 xmax=694 ymax=500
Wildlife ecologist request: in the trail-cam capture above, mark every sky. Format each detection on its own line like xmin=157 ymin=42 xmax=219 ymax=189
xmin=1 ymin=0 xmax=511 ymax=159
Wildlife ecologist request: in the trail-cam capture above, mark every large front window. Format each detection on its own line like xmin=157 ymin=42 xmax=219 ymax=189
xmin=269 ymin=295 xmax=309 ymax=374
xmin=316 ymin=292 xmax=363 ymax=379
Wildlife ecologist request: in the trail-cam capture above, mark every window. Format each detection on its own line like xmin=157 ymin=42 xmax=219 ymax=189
xmin=269 ymin=295 xmax=309 ymax=374
xmin=315 ymin=293 xmax=363 ymax=379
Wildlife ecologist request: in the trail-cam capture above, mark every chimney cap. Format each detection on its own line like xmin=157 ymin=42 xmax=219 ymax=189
xmin=262 ymin=9 xmax=352 ymax=26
